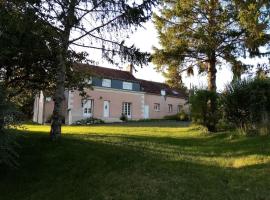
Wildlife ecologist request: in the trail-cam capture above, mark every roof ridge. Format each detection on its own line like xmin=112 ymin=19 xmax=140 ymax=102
xmin=136 ymin=78 xmax=167 ymax=85
xmin=82 ymin=64 xmax=128 ymax=72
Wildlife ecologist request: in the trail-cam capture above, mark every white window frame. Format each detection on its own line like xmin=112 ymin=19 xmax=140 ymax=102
xmin=122 ymin=102 xmax=132 ymax=118
xmin=45 ymin=97 xmax=52 ymax=102
xmin=83 ymin=99 xmax=94 ymax=117
xmin=123 ymin=81 xmax=132 ymax=90
xmin=102 ymin=79 xmax=111 ymax=87
xmin=87 ymin=77 xmax=92 ymax=84
xmin=154 ymin=103 xmax=160 ymax=112
xmin=84 ymin=77 xmax=92 ymax=84
xmin=168 ymin=104 xmax=173 ymax=113
xmin=161 ymin=89 xmax=166 ymax=96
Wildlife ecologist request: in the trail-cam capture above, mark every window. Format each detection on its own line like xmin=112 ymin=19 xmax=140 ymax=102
xmin=84 ymin=77 xmax=92 ymax=84
xmin=161 ymin=89 xmax=166 ymax=96
xmin=168 ymin=104 xmax=173 ymax=112
xmin=102 ymin=79 xmax=111 ymax=87
xmin=123 ymin=82 xmax=132 ymax=90
xmin=83 ymin=99 xmax=94 ymax=117
xmin=45 ymin=97 xmax=52 ymax=102
xmin=154 ymin=103 xmax=160 ymax=112
xmin=178 ymin=105 xmax=183 ymax=113
xmin=172 ymin=90 xmax=179 ymax=95
xmin=122 ymin=102 xmax=132 ymax=118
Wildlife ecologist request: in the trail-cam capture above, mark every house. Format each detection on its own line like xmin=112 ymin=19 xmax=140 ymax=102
xmin=33 ymin=64 xmax=188 ymax=124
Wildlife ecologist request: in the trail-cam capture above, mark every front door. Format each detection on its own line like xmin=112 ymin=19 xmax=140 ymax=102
xmin=144 ymin=105 xmax=149 ymax=119
xmin=103 ymin=101 xmax=110 ymax=118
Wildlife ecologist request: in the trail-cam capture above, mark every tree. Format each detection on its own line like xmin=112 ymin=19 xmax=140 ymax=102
xmin=0 ymin=1 xmax=58 ymax=97
xmin=190 ymin=89 xmax=219 ymax=131
xmin=222 ymin=78 xmax=270 ymax=135
xmin=0 ymin=84 xmax=22 ymax=167
xmin=25 ymin=0 xmax=157 ymax=139
xmin=0 ymin=1 xmax=99 ymax=119
xmin=162 ymin=65 xmax=186 ymax=90
xmin=152 ymin=0 xmax=270 ymax=131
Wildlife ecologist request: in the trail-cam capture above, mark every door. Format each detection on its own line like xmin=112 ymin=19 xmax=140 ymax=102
xmin=144 ymin=105 xmax=149 ymax=119
xmin=83 ymin=99 xmax=93 ymax=117
xmin=103 ymin=100 xmax=110 ymax=118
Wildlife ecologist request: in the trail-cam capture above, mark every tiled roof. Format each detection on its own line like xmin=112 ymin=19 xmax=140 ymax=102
xmin=73 ymin=63 xmax=138 ymax=82
xmin=138 ymin=79 xmax=187 ymax=98
xmin=73 ymin=63 xmax=187 ymax=98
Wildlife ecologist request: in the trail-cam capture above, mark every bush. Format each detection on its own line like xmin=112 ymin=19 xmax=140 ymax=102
xmin=190 ymin=89 xmax=219 ymax=132
xmin=222 ymin=78 xmax=270 ymax=135
xmin=164 ymin=111 xmax=189 ymax=121
xmin=74 ymin=117 xmax=105 ymax=125
xmin=120 ymin=113 xmax=128 ymax=122
xmin=179 ymin=110 xmax=189 ymax=121
xmin=0 ymin=86 xmax=22 ymax=168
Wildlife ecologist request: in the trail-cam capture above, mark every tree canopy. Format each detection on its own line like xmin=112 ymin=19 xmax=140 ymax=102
xmin=18 ymin=0 xmax=158 ymax=139
xmin=152 ymin=0 xmax=270 ymax=91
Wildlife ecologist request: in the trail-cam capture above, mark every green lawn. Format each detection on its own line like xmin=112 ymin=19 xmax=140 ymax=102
xmin=1 ymin=121 xmax=270 ymax=200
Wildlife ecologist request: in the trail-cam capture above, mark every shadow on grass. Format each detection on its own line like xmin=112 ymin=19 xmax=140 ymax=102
xmin=72 ymin=120 xmax=191 ymax=128
xmin=0 ymin=129 xmax=270 ymax=200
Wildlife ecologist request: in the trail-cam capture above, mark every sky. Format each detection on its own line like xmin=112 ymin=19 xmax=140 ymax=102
xmin=95 ymin=20 xmax=234 ymax=92
xmin=73 ymin=20 xmax=269 ymax=92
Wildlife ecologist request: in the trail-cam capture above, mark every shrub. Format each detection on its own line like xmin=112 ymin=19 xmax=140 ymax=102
xmin=179 ymin=110 xmax=189 ymax=121
xmin=222 ymin=78 xmax=270 ymax=135
xmin=164 ymin=111 xmax=189 ymax=121
xmin=164 ymin=114 xmax=179 ymax=120
xmin=190 ymin=89 xmax=219 ymax=132
xmin=0 ymin=86 xmax=22 ymax=168
xmin=120 ymin=113 xmax=128 ymax=122
xmin=74 ymin=117 xmax=105 ymax=125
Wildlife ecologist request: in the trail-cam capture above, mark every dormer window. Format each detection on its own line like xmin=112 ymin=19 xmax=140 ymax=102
xmin=46 ymin=97 xmax=52 ymax=102
xmin=88 ymin=77 xmax=92 ymax=84
xmin=123 ymin=82 xmax=132 ymax=90
xmin=161 ymin=89 xmax=166 ymax=96
xmin=172 ymin=90 xmax=179 ymax=95
xmin=84 ymin=77 xmax=92 ymax=84
xmin=102 ymin=79 xmax=111 ymax=87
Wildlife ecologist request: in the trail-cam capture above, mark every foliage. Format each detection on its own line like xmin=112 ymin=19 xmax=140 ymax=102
xmin=163 ymin=111 xmax=189 ymax=121
xmin=133 ymin=118 xmax=165 ymax=122
xmin=222 ymin=78 xmax=270 ymax=135
xmin=73 ymin=117 xmax=105 ymax=125
xmin=120 ymin=113 xmax=128 ymax=122
xmin=0 ymin=1 xmax=91 ymax=120
xmin=0 ymin=2 xmax=58 ymax=95
xmin=162 ymin=65 xmax=187 ymax=90
xmin=190 ymin=89 xmax=219 ymax=132
xmin=0 ymin=86 xmax=22 ymax=168
xmin=20 ymin=0 xmax=158 ymax=139
xmin=152 ymin=0 xmax=270 ymax=85
xmin=152 ymin=0 xmax=270 ymax=131
xmin=2 ymin=123 xmax=270 ymax=199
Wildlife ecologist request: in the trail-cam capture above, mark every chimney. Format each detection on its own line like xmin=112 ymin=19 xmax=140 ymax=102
xmin=125 ymin=64 xmax=134 ymax=74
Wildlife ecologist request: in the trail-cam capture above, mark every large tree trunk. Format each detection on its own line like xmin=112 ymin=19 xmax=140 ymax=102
xmin=207 ymin=57 xmax=217 ymax=132
xmin=50 ymin=50 xmax=67 ymax=140
xmin=207 ymin=59 xmax=217 ymax=92
xmin=49 ymin=0 xmax=76 ymax=140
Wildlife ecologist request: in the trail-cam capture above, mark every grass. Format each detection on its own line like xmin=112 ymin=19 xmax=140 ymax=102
xmin=1 ymin=121 xmax=270 ymax=200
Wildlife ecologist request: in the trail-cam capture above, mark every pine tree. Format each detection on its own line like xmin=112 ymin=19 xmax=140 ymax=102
xmin=152 ymin=0 xmax=269 ymax=131
xmin=162 ymin=65 xmax=186 ymax=90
